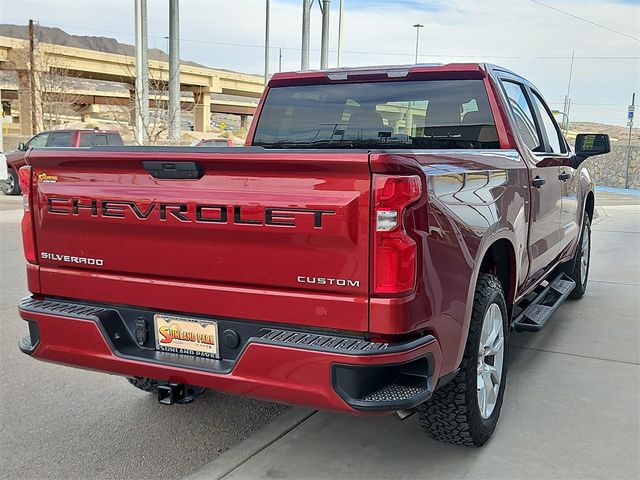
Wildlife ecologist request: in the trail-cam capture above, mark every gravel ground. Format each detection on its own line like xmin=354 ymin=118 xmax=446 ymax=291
xmin=0 ymin=195 xmax=287 ymax=480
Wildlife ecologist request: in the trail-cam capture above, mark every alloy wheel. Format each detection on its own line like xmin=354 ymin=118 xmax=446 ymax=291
xmin=477 ymin=303 xmax=505 ymax=419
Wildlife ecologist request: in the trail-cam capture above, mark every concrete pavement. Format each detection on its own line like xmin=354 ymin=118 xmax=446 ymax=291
xmin=0 ymin=195 xmax=287 ymax=480
xmin=191 ymin=191 xmax=640 ymax=480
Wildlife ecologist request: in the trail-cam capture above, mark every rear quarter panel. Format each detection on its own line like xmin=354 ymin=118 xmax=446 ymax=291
xmin=370 ymin=150 xmax=530 ymax=374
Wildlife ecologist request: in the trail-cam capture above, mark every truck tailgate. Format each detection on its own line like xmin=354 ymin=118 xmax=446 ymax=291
xmin=28 ymin=149 xmax=371 ymax=332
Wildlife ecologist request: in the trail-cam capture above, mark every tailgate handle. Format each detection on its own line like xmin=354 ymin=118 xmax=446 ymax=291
xmin=143 ymin=161 xmax=203 ymax=180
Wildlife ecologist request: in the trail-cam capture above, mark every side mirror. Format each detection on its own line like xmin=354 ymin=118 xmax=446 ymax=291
xmin=18 ymin=143 xmax=26 ymax=151
xmin=575 ymin=133 xmax=610 ymax=159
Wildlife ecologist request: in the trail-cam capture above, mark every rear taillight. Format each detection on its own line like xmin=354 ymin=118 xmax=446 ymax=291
xmin=18 ymin=166 xmax=37 ymax=264
xmin=372 ymin=175 xmax=422 ymax=295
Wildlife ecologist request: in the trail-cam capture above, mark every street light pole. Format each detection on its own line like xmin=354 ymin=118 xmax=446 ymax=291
xmin=413 ymin=23 xmax=423 ymax=64
xmin=320 ymin=0 xmax=331 ymax=69
xmin=265 ymin=0 xmax=270 ymax=85
xmin=134 ymin=0 xmax=149 ymax=145
xmin=337 ymin=0 xmax=344 ymax=67
xmin=301 ymin=0 xmax=311 ymax=70
xmin=168 ymin=0 xmax=181 ymax=139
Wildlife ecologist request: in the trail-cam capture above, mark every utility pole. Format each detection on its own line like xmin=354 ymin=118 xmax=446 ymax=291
xmin=28 ymin=19 xmax=37 ymax=135
xmin=625 ymin=92 xmax=635 ymax=189
xmin=562 ymin=50 xmax=575 ymax=132
xmin=301 ymin=0 xmax=311 ymax=70
xmin=413 ymin=23 xmax=423 ymax=64
xmin=264 ymin=0 xmax=270 ymax=85
xmin=168 ymin=0 xmax=181 ymax=139
xmin=320 ymin=0 xmax=331 ymax=69
xmin=279 ymin=48 xmax=283 ymax=73
xmin=134 ymin=0 xmax=149 ymax=144
xmin=337 ymin=0 xmax=344 ymax=67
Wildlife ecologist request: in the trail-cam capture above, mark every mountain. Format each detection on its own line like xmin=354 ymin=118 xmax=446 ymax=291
xmin=0 ymin=23 xmax=203 ymax=67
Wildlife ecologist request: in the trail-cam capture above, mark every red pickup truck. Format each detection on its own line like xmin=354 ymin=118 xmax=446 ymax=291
xmin=17 ymin=64 xmax=609 ymax=446
xmin=2 ymin=128 xmax=123 ymax=195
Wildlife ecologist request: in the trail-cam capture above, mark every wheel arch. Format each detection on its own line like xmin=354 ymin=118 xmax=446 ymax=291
xmin=477 ymin=237 xmax=517 ymax=308
xmin=452 ymin=233 xmax=518 ymax=372
xmin=585 ymin=190 xmax=595 ymax=221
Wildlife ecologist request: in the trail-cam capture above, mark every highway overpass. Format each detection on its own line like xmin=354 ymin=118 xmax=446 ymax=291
xmin=0 ymin=35 xmax=264 ymax=135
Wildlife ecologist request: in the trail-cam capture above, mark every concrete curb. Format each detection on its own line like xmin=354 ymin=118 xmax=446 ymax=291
xmin=186 ymin=407 xmax=316 ymax=480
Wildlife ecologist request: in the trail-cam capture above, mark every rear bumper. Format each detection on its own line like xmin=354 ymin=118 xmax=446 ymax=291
xmin=19 ymin=297 xmax=443 ymax=413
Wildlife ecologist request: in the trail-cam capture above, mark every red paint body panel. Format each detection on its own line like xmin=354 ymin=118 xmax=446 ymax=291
xmin=21 ymin=308 xmax=442 ymax=413
xmin=29 ymin=150 xmax=372 ymax=332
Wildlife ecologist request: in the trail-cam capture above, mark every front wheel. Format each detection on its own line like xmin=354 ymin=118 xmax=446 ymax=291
xmin=418 ymin=273 xmax=508 ymax=447
xmin=564 ymin=215 xmax=591 ymax=299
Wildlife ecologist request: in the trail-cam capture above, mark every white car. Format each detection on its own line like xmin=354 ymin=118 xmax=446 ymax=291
xmin=0 ymin=153 xmax=7 ymax=183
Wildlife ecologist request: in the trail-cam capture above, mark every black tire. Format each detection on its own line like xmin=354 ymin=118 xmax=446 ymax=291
xmin=418 ymin=273 xmax=509 ymax=447
xmin=2 ymin=168 xmax=21 ymax=196
xmin=564 ymin=215 xmax=591 ymax=299
xmin=126 ymin=376 xmax=159 ymax=393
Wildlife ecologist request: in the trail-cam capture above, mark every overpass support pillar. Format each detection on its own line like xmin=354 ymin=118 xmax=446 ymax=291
xmin=193 ymin=89 xmax=210 ymax=132
xmin=17 ymin=70 xmax=40 ymax=136
xmin=240 ymin=115 xmax=249 ymax=129
xmin=76 ymin=104 xmax=97 ymax=123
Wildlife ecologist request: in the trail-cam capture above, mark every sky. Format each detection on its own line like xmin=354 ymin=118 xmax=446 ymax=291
xmin=0 ymin=0 xmax=639 ymax=125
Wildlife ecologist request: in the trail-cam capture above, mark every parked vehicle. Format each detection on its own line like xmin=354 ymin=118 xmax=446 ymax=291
xmin=0 ymin=152 xmax=7 ymax=184
xmin=2 ymin=128 xmax=123 ymax=195
xmin=194 ymin=138 xmax=234 ymax=147
xmin=16 ymin=64 xmax=609 ymax=446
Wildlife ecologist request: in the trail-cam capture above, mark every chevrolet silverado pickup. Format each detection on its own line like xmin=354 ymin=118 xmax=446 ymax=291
xmin=17 ymin=64 xmax=610 ymax=446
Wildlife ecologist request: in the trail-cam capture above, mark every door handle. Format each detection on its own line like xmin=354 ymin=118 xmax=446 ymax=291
xmin=558 ymin=172 xmax=571 ymax=181
xmin=532 ymin=176 xmax=546 ymax=188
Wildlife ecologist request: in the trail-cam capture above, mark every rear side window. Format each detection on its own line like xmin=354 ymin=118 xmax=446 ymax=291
xmin=48 ymin=132 xmax=72 ymax=147
xmin=254 ymin=79 xmax=499 ymax=149
xmin=501 ymin=81 xmax=541 ymax=152
xmin=80 ymin=133 xmax=123 ymax=147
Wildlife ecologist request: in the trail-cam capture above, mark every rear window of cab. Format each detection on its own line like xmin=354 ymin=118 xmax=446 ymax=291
xmin=254 ymin=79 xmax=499 ymax=149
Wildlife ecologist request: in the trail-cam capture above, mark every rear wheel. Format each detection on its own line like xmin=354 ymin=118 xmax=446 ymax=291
xmin=126 ymin=376 xmax=159 ymax=393
xmin=2 ymin=168 xmax=20 ymax=196
xmin=418 ymin=273 xmax=508 ymax=447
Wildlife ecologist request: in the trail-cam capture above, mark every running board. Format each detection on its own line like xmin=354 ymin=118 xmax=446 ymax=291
xmin=512 ymin=273 xmax=576 ymax=332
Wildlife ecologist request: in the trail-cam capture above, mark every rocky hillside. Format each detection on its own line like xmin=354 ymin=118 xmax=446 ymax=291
xmin=0 ymin=23 xmax=204 ymax=67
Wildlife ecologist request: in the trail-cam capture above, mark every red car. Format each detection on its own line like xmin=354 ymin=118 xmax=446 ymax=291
xmin=2 ymin=129 xmax=123 ymax=195
xmin=16 ymin=64 xmax=609 ymax=446
xmin=194 ymin=138 xmax=234 ymax=147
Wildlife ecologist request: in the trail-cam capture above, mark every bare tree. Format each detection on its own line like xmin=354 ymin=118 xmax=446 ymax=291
xmin=104 ymin=51 xmax=187 ymax=145
xmin=9 ymin=42 xmax=84 ymax=132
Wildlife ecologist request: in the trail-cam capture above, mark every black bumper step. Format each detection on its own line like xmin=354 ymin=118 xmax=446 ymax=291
xmin=332 ymin=357 xmax=435 ymax=411
xmin=19 ymin=335 xmax=37 ymax=355
xmin=512 ymin=273 xmax=576 ymax=332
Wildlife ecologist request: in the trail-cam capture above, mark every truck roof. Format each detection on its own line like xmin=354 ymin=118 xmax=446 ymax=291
xmin=268 ymin=63 xmax=524 ymax=86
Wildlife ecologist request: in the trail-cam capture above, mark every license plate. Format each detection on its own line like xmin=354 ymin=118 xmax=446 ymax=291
xmin=154 ymin=314 xmax=219 ymax=359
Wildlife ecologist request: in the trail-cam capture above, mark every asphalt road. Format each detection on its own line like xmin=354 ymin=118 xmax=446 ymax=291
xmin=0 ymin=195 xmax=287 ymax=480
